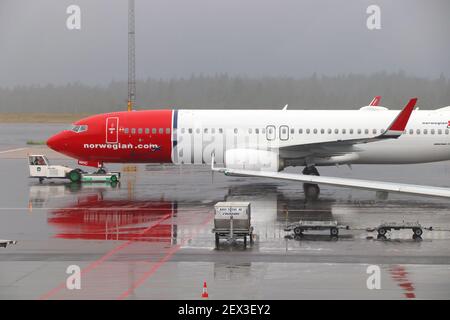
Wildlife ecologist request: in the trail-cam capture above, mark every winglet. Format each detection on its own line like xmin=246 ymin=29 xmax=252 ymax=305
xmin=369 ymin=96 xmax=381 ymax=106
xmin=381 ymin=98 xmax=417 ymax=138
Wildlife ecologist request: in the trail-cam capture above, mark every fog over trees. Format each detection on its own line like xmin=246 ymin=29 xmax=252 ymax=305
xmin=0 ymin=72 xmax=449 ymax=113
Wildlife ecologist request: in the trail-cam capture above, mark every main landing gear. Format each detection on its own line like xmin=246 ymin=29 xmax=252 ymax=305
xmin=302 ymin=166 xmax=320 ymax=201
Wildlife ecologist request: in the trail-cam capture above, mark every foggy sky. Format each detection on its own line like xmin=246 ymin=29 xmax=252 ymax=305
xmin=0 ymin=0 xmax=449 ymax=88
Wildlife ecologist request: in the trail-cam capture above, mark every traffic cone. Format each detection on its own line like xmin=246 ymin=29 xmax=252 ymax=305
xmin=201 ymin=281 xmax=209 ymax=298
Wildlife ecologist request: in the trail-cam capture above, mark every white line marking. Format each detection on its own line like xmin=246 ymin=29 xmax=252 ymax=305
xmin=0 ymin=147 xmax=27 ymax=154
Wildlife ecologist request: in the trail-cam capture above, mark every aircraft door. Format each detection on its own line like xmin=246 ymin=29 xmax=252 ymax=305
xmin=266 ymin=125 xmax=276 ymax=141
xmin=106 ymin=117 xmax=119 ymax=144
xmin=279 ymin=125 xmax=289 ymax=141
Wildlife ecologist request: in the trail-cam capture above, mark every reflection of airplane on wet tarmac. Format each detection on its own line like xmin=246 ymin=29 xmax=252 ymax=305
xmin=46 ymin=96 xmax=450 ymax=199
xmin=48 ymin=196 xmax=177 ymax=242
xmin=225 ymin=183 xmax=334 ymax=223
xmin=30 ymin=182 xmax=341 ymax=243
xmin=30 ymin=185 xmax=178 ymax=243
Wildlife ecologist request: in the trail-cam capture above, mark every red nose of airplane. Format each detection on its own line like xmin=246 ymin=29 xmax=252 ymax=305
xmin=46 ymin=132 xmax=66 ymax=152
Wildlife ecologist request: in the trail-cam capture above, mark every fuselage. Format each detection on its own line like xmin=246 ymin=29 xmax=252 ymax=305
xmin=47 ymin=107 xmax=450 ymax=168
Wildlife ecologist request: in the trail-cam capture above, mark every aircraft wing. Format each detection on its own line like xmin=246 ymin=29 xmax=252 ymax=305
xmin=279 ymin=98 xmax=417 ymax=159
xmin=211 ymin=165 xmax=450 ymax=199
xmin=210 ymin=97 xmax=450 ymax=199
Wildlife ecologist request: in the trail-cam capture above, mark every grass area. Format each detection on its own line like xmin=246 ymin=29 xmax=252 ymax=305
xmin=26 ymin=140 xmax=46 ymax=145
xmin=0 ymin=113 xmax=92 ymax=123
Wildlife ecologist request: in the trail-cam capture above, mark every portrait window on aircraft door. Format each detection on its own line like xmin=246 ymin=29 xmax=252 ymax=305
xmin=266 ymin=125 xmax=276 ymax=140
xmin=106 ymin=117 xmax=119 ymax=143
xmin=279 ymin=125 xmax=289 ymax=140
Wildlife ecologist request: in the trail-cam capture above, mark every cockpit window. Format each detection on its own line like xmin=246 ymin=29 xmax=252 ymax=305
xmin=71 ymin=124 xmax=88 ymax=133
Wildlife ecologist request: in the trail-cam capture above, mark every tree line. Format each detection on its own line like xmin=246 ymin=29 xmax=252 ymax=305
xmin=0 ymin=72 xmax=449 ymax=113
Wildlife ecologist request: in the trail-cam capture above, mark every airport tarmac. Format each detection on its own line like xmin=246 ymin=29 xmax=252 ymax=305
xmin=1 ymin=131 xmax=450 ymax=299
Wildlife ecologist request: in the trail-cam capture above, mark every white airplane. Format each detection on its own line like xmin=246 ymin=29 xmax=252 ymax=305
xmin=46 ymin=97 xmax=450 ymax=199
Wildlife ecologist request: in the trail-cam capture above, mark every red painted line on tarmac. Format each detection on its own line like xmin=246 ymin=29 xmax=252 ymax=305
xmin=117 ymin=244 xmax=182 ymax=300
xmin=117 ymin=213 xmax=214 ymax=300
xmin=39 ymin=213 xmax=172 ymax=300
xmin=389 ymin=265 xmax=416 ymax=299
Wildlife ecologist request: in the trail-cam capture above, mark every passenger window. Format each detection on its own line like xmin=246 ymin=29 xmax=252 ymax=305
xmin=219 ymin=128 xmax=223 ymax=134
xmin=424 ymin=129 xmax=428 ymax=135
xmin=255 ymin=128 xmax=259 ymax=134
xmin=350 ymin=129 xmax=354 ymax=134
xmin=204 ymin=128 xmax=209 ymax=133
xmin=158 ymin=128 xmax=163 ymax=134
xmin=248 ymin=128 xmax=252 ymax=134
xmin=416 ymin=129 xmax=421 ymax=135
xmin=438 ymin=129 xmax=442 ymax=135
xmin=342 ymin=129 xmax=346 ymax=134
xmin=365 ymin=129 xmax=369 ymax=134
xmin=320 ymin=129 xmax=324 ymax=134
xmin=334 ymin=129 xmax=338 ymax=134
xmin=138 ymin=128 xmax=143 ymax=134
xmin=145 ymin=128 xmax=150 ymax=134
xmin=166 ymin=128 xmax=171 ymax=134
xmin=306 ymin=129 xmax=310 ymax=134
xmin=181 ymin=128 xmax=185 ymax=134
xmin=290 ymin=128 xmax=295 ymax=134
xmin=188 ymin=128 xmax=192 ymax=134
xmin=196 ymin=128 xmax=200 ymax=134
xmin=262 ymin=128 xmax=266 ymax=134
xmin=372 ymin=129 xmax=377 ymax=134
xmin=234 ymin=128 xmax=238 ymax=134
xmin=328 ymin=129 xmax=332 ymax=134
xmin=124 ymin=128 xmax=129 ymax=134
xmin=446 ymin=129 xmax=449 ymax=135
xmin=131 ymin=128 xmax=136 ymax=134
xmin=409 ymin=129 xmax=413 ymax=135
xmin=357 ymin=129 xmax=362 ymax=134
xmin=299 ymin=129 xmax=303 ymax=134
xmin=152 ymin=128 xmax=156 ymax=134
xmin=313 ymin=129 xmax=318 ymax=134
xmin=431 ymin=129 xmax=435 ymax=135
xmin=212 ymin=128 xmax=216 ymax=134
